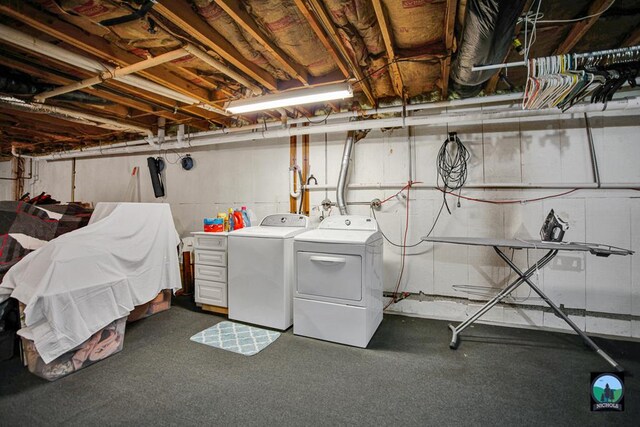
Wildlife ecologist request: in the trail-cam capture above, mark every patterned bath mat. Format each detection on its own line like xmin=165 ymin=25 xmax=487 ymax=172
xmin=190 ymin=321 xmax=281 ymax=356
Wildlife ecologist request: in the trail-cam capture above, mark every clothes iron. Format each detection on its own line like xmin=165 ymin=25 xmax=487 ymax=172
xmin=540 ymin=209 xmax=569 ymax=242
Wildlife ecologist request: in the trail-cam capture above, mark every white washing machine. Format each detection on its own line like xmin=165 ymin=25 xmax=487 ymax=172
xmin=293 ymin=215 xmax=383 ymax=348
xmin=228 ymin=213 xmax=310 ymax=330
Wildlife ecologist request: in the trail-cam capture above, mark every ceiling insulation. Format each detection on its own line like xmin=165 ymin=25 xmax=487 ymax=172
xmin=0 ymin=0 xmax=638 ymax=156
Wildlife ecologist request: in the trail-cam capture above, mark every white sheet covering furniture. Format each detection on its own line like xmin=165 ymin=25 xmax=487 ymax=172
xmin=0 ymin=203 xmax=180 ymax=363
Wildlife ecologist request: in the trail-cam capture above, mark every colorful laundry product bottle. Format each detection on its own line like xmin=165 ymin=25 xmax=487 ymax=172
xmin=241 ymin=206 xmax=251 ymax=227
xmin=218 ymin=212 xmax=229 ymax=232
xmin=228 ymin=208 xmax=235 ymax=231
xmin=233 ymin=209 xmax=244 ymax=230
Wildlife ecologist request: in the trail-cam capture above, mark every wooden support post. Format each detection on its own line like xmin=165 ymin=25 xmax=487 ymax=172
xmin=302 ymin=124 xmax=310 ymax=216
xmin=289 ymin=125 xmax=298 ymax=213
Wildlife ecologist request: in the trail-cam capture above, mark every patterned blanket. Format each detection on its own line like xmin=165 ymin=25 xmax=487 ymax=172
xmin=0 ymin=201 xmax=93 ymax=283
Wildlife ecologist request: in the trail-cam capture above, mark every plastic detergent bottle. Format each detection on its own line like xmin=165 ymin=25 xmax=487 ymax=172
xmin=228 ymin=208 xmax=235 ymax=231
xmin=233 ymin=209 xmax=244 ymax=230
xmin=241 ymin=206 xmax=251 ymax=227
xmin=218 ymin=212 xmax=228 ymax=232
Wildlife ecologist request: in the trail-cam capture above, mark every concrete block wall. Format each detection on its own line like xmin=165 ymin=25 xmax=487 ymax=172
xmin=0 ymin=160 xmax=13 ymax=201
xmin=3 ymin=103 xmax=640 ymax=339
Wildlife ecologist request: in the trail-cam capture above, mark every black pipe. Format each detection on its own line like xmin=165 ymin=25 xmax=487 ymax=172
xmin=450 ymin=0 xmax=527 ymax=97
xmin=0 ymin=75 xmax=113 ymax=104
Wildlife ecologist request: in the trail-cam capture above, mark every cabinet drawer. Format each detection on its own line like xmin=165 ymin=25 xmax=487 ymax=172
xmin=195 ymin=279 xmax=227 ymax=307
xmin=194 ymin=234 xmax=227 ymax=250
xmin=195 ymin=264 xmax=227 ymax=282
xmin=195 ymin=250 xmax=227 ymax=267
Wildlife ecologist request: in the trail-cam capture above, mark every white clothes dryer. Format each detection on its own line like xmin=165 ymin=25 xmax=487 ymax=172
xmin=293 ymin=215 xmax=383 ymax=347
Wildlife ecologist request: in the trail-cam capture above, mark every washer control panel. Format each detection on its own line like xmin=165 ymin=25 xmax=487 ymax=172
xmin=261 ymin=214 xmax=309 ymax=228
xmin=319 ymin=215 xmax=378 ymax=231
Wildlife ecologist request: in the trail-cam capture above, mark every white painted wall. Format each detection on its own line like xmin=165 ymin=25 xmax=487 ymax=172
xmin=0 ymin=160 xmax=13 ymax=200
xmin=4 ymin=103 xmax=640 ymax=339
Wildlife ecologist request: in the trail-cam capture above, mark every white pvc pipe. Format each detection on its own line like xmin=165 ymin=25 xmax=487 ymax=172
xmin=158 ymin=117 xmax=166 ymax=144
xmin=0 ymin=24 xmax=226 ymax=112
xmin=289 ymin=166 xmax=302 ymax=199
xmin=189 ymin=93 xmax=524 ymax=141
xmin=31 ymin=93 xmax=524 ymax=159
xmin=33 ymin=96 xmax=640 ymax=160
xmin=305 ymin=182 xmax=640 ymax=190
xmin=34 ymin=48 xmax=191 ymax=102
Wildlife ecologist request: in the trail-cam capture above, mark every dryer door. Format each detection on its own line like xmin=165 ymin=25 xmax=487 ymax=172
xmin=296 ymin=251 xmax=362 ymax=303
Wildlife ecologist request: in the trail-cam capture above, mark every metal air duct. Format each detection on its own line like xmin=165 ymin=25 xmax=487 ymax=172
xmin=337 ymin=129 xmax=369 ymax=215
xmin=450 ymin=0 xmax=527 ymax=97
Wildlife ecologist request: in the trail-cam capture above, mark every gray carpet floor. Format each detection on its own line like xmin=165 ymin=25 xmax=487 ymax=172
xmin=1 ymin=297 xmax=639 ymax=426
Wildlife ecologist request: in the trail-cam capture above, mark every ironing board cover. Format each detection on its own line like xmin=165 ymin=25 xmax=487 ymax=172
xmin=422 ymin=237 xmax=633 ymax=256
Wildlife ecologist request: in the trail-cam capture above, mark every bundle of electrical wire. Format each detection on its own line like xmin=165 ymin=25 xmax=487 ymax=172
xmin=437 ymin=132 xmax=470 ymax=212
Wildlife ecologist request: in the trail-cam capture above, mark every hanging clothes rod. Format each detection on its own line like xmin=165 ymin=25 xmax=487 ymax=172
xmin=472 ymin=45 xmax=640 ymax=72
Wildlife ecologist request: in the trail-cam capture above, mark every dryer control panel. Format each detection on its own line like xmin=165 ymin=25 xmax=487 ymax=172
xmin=261 ymin=213 xmax=309 ymax=228
xmin=319 ymin=215 xmax=378 ymax=231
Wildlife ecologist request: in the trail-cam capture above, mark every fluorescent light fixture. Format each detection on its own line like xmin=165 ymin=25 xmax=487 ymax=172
xmin=226 ymin=82 xmax=353 ymax=114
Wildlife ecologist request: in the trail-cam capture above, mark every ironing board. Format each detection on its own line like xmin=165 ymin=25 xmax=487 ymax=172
xmin=422 ymin=236 xmax=634 ymax=372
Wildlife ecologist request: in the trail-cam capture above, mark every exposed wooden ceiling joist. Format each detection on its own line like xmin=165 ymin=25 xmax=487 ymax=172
xmin=440 ymin=0 xmax=459 ymax=98
xmin=292 ymin=0 xmax=350 ymax=79
xmin=153 ymin=0 xmax=277 ymax=91
xmin=371 ymin=0 xmax=404 ymax=98
xmin=0 ymin=21 xmax=227 ymax=126
xmin=0 ymin=119 xmax=121 ymax=145
xmin=2 ymin=41 xmax=205 ymax=121
xmin=304 ymin=0 xmax=376 ymax=106
xmin=553 ymin=0 xmax=615 ymax=55
xmin=622 ymin=27 xmax=640 ymax=47
xmin=276 ymin=69 xmax=346 ymax=92
xmin=0 ymin=0 xmax=222 ymax=106
xmin=213 ymin=0 xmax=309 ymax=85
xmin=0 ymin=52 xmax=202 ymax=126
xmin=0 ymin=108 xmax=125 ymax=136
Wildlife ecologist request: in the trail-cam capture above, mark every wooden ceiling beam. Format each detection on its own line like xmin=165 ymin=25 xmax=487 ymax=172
xmin=0 ymin=124 xmax=76 ymax=142
xmin=0 ymin=110 xmax=132 ymax=136
xmin=292 ymin=0 xmax=350 ymax=78
xmin=213 ymin=0 xmax=309 ymax=85
xmin=439 ymin=0 xmax=458 ymax=98
xmin=0 ymin=108 xmax=120 ymax=136
xmin=0 ymin=54 xmax=195 ymax=125
xmin=0 ymin=50 xmax=207 ymax=125
xmin=0 ymin=126 xmax=110 ymax=145
xmin=0 ymin=35 xmax=228 ymax=125
xmin=0 ymin=1 xmax=224 ymax=104
xmin=276 ymin=69 xmax=346 ymax=91
xmin=53 ymin=101 xmax=131 ymax=121
xmin=553 ymin=0 xmax=615 ymax=55
xmin=304 ymin=0 xmax=376 ymax=106
xmin=622 ymin=27 xmax=640 ymax=47
xmin=371 ymin=0 xmax=404 ymax=98
xmin=153 ymin=0 xmax=276 ymax=91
